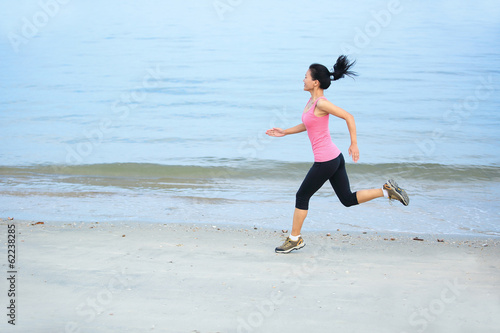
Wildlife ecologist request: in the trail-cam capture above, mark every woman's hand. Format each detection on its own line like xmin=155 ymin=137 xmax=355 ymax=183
xmin=348 ymin=143 xmax=359 ymax=163
xmin=266 ymin=127 xmax=286 ymax=137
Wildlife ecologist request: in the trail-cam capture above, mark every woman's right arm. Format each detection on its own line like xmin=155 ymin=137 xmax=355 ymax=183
xmin=266 ymin=123 xmax=306 ymax=137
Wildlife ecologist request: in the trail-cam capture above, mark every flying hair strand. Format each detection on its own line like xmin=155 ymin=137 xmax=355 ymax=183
xmin=331 ymin=55 xmax=358 ymax=81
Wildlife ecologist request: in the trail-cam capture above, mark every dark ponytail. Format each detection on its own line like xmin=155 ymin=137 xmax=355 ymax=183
xmin=331 ymin=55 xmax=357 ymax=81
xmin=309 ymin=55 xmax=357 ymax=89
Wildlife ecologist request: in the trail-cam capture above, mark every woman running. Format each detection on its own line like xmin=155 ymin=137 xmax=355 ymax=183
xmin=266 ymin=55 xmax=409 ymax=254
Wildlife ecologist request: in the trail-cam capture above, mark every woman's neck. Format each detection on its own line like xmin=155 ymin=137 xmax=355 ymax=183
xmin=309 ymin=88 xmax=324 ymax=101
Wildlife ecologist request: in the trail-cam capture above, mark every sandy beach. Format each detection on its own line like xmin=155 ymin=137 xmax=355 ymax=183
xmin=1 ymin=219 xmax=499 ymax=333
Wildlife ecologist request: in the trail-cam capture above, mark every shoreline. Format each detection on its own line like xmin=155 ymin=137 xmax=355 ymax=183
xmin=5 ymin=217 xmax=500 ymax=240
xmin=1 ymin=219 xmax=499 ymax=332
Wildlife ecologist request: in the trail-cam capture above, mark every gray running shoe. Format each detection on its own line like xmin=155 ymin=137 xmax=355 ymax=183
xmin=275 ymin=236 xmax=305 ymax=254
xmin=383 ymin=179 xmax=409 ymax=206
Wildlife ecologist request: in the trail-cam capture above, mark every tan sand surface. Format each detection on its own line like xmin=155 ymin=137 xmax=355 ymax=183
xmin=1 ymin=220 xmax=499 ymax=333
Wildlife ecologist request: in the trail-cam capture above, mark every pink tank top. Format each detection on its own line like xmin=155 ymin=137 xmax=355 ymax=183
xmin=302 ymin=97 xmax=341 ymax=162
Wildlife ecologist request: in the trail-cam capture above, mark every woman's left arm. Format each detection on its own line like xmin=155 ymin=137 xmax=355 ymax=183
xmin=317 ymin=99 xmax=360 ymax=162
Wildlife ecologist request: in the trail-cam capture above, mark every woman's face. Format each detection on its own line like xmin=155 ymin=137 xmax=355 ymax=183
xmin=303 ymin=69 xmax=316 ymax=91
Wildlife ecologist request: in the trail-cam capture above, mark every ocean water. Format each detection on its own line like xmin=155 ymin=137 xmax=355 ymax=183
xmin=1 ymin=0 xmax=499 ymax=236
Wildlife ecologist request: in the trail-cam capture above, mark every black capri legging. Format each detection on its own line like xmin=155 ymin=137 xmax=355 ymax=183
xmin=295 ymin=153 xmax=358 ymax=210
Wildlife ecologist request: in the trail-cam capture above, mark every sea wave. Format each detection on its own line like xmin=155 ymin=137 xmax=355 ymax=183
xmin=1 ymin=161 xmax=499 ymax=183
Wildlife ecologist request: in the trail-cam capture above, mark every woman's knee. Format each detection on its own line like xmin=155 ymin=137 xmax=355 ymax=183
xmin=338 ymin=192 xmax=359 ymax=207
xmin=295 ymin=192 xmax=310 ymax=210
